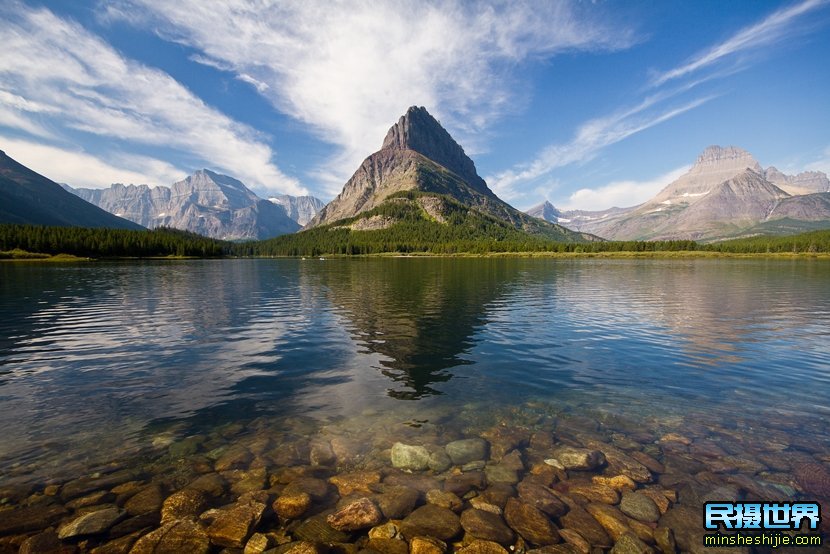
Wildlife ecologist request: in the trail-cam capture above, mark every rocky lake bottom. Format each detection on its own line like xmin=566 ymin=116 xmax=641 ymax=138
xmin=1 ymin=258 xmax=828 ymax=553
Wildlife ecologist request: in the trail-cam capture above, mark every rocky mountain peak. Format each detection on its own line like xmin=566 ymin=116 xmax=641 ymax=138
xmin=691 ymin=145 xmax=762 ymax=173
xmin=381 ymin=106 xmax=483 ymax=189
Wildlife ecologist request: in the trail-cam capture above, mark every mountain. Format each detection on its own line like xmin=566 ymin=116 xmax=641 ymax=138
xmin=268 ymin=194 xmax=324 ymax=226
xmin=525 ymin=200 xmax=561 ymax=222
xmin=307 ymin=106 xmax=591 ymax=241
xmin=68 ymin=170 xmax=301 ymax=240
xmin=0 ymin=150 xmax=143 ymax=230
xmin=528 ymin=146 xmax=830 ymax=241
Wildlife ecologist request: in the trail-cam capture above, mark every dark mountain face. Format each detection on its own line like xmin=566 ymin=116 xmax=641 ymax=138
xmin=307 ymin=106 xmax=592 ymax=242
xmin=68 ymin=169 xmax=302 ymax=240
xmin=0 ymin=150 xmax=143 ymax=230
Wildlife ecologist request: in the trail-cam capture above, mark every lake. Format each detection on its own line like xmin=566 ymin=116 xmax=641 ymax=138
xmin=1 ymin=258 xmax=829 ymax=549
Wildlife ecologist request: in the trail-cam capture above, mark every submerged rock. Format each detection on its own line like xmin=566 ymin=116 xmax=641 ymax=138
xmin=273 ymin=492 xmax=312 ymax=520
xmin=58 ymin=506 xmax=125 ymax=539
xmin=550 ymin=447 xmax=605 ymax=471
xmin=205 ymin=499 xmax=266 ymax=548
xmin=326 ymin=498 xmax=382 ymax=531
xmin=161 ymin=489 xmax=208 ymax=524
xmin=400 ymin=504 xmax=462 ymax=541
xmin=504 ymin=497 xmax=560 ymax=546
xmin=445 ymin=439 xmax=489 ymax=465
xmin=460 ymin=508 xmax=515 ymax=545
xmin=130 ymin=518 xmax=210 ymax=554
xmin=391 ymin=443 xmax=431 ymax=471
xmin=619 ymin=491 xmax=660 ymax=523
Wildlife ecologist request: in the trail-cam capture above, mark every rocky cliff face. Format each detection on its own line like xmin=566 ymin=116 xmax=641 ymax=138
xmin=306 ymin=106 xmax=585 ymax=240
xmin=268 ymin=194 xmax=325 ymax=226
xmin=525 ymin=201 xmax=561 ymax=222
xmin=527 ymin=145 xmax=830 ymax=242
xmin=68 ymin=170 xmax=301 ymax=240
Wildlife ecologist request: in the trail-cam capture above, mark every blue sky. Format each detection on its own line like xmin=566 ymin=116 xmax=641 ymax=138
xmin=1 ymin=1 xmax=829 ymax=211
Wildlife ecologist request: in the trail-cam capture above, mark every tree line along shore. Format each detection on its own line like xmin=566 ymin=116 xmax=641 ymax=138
xmin=1 ymin=224 xmax=830 ymax=260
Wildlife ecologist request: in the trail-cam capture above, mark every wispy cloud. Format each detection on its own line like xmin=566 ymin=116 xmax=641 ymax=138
xmin=490 ymin=0 xmax=829 ymax=205
xmin=0 ymin=2 xmax=304 ymax=193
xmin=106 ymin=0 xmax=635 ymax=194
xmin=558 ymin=165 xmax=691 ymax=211
xmin=651 ymin=0 xmax=828 ymax=87
xmin=0 ymin=134 xmax=183 ymax=188
xmin=489 ymin=95 xmax=714 ymax=200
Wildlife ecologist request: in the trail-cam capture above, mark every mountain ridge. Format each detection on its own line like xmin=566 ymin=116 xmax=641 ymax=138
xmin=0 ymin=150 xmax=144 ymax=230
xmin=528 ymin=145 xmax=830 ymax=241
xmin=67 ymin=171 xmax=320 ymax=240
xmin=307 ymin=106 xmax=591 ymax=242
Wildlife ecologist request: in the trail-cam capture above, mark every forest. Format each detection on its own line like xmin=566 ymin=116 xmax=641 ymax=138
xmin=2 ymin=223 xmax=829 ymax=259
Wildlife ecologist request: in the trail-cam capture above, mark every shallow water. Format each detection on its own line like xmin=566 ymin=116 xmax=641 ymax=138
xmin=1 ymin=258 xmax=829 ymax=548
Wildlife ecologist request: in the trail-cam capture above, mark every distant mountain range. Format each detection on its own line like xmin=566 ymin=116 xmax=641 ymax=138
xmin=307 ymin=106 xmax=593 ymax=242
xmin=64 ymin=171 xmax=323 ymax=241
xmin=0 ymin=150 xmax=143 ymax=230
xmin=527 ymin=146 xmax=830 ymax=241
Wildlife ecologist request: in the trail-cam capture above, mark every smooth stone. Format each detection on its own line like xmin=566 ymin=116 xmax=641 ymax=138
xmin=124 ymin=484 xmax=164 ymax=516
xmin=444 ymin=472 xmax=486 ymax=496
xmin=309 ymin=439 xmax=337 ymax=466
xmin=426 ymin=489 xmax=464 ymax=512
xmin=273 ymin=492 xmax=312 ymax=520
xmin=610 ymin=532 xmax=654 ymax=554
xmin=169 ymin=436 xmax=202 ymax=458
xmin=429 ymin=450 xmax=453 ymax=472
xmin=559 ymin=504 xmax=612 ymax=548
xmin=58 ymin=506 xmax=125 ymax=538
xmin=550 ymin=447 xmax=605 ymax=471
xmin=460 ymin=508 xmax=515 ymax=545
xmin=330 ymin=471 xmax=381 ymax=496
xmin=66 ymin=490 xmax=113 ymax=510
xmin=400 ymin=504 xmax=462 ymax=541
xmin=462 ymin=461 xmax=486 ymax=471
xmin=592 ymin=475 xmax=637 ymax=492
xmin=409 ymin=536 xmax=447 ymax=554
xmin=484 ymin=464 xmax=520 ymax=485
xmin=583 ymin=441 xmax=651 ymax=483
xmin=517 ymin=482 xmax=567 ymax=517
xmin=560 ymin=481 xmax=619 ymax=504
xmin=619 ymin=491 xmax=660 ymax=523
xmin=90 ymin=530 xmax=144 ymax=553
xmin=483 ymin=427 xmax=531 ymax=460
xmin=526 ymin=546 xmax=581 ymax=554
xmin=327 ymin=498 xmax=382 ymax=532
xmin=445 ymin=439 xmax=489 ymax=465
xmin=383 ymin=472 xmax=441 ymax=493
xmin=476 ymin=483 xmax=516 ymax=508
xmin=558 ymin=528 xmax=591 ymax=554
xmin=283 ymin=478 xmax=331 ymax=502
xmin=586 ymin=503 xmax=653 ymax=544
xmin=206 ymin=500 xmax=266 ymax=548
xmin=374 ymin=485 xmax=419 ymax=519
xmin=293 ymin=514 xmax=351 ymax=543
xmin=108 ymin=512 xmax=159 ymax=538
xmin=129 ymin=519 xmax=210 ymax=554
xmin=366 ymin=538 xmax=408 ymax=554
xmin=214 ymin=445 xmax=253 ymax=471
xmin=161 ymin=489 xmax=208 ymax=524
xmin=504 ymin=497 xmax=560 ymax=546
xmin=187 ymin=473 xmax=227 ymax=497
xmin=391 ymin=443 xmax=431 ymax=471
xmin=469 ymin=497 xmax=502 ymax=514
xmin=457 ymin=540 xmax=509 ymax=554
xmin=368 ymin=521 xmax=400 ymax=539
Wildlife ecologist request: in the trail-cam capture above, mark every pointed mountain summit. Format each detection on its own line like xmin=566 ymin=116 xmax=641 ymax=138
xmin=526 ymin=201 xmax=562 ymax=222
xmin=308 ymin=106 xmax=589 ymax=241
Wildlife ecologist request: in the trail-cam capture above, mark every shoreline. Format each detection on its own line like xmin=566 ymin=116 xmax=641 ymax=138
xmin=3 ymin=251 xmax=830 ymax=262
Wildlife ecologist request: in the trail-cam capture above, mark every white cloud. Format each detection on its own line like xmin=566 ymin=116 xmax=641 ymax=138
xmin=488 ymin=96 xmax=713 ymax=200
xmin=107 ymin=0 xmax=635 ymax=191
xmin=651 ymin=0 xmax=828 ymax=87
xmin=558 ymin=165 xmax=691 ymax=211
xmin=0 ymin=134 xmax=184 ymax=188
xmin=0 ymin=3 xmax=305 ymax=195
xmin=805 ymin=145 xmax=830 ymax=175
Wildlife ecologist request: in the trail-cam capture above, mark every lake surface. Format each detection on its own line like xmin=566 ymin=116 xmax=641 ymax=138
xmin=1 ymin=258 xmax=829 ymax=547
